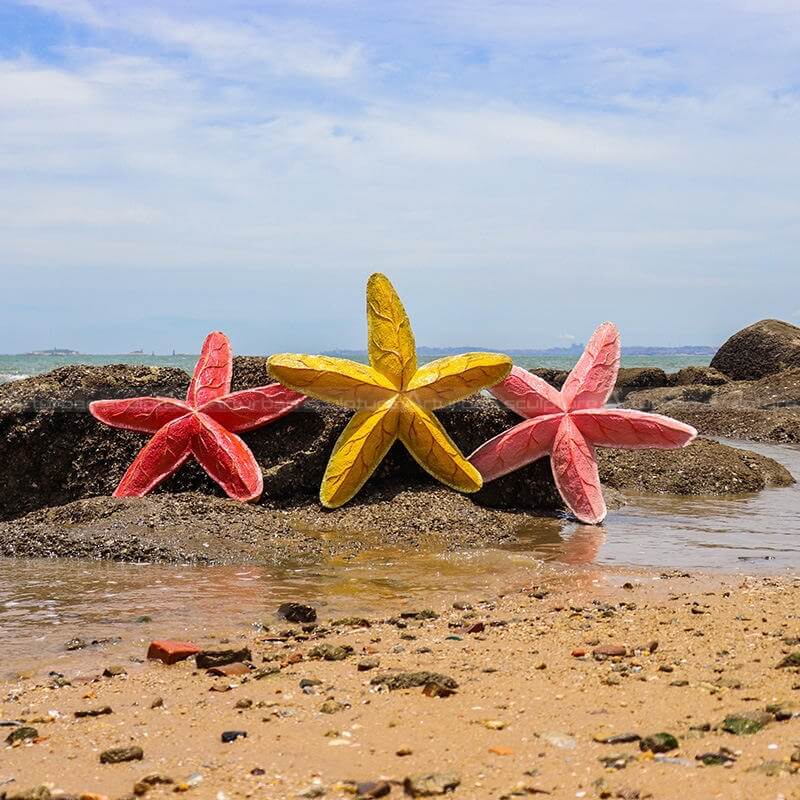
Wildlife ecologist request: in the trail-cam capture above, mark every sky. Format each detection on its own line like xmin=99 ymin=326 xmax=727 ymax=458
xmin=1 ymin=0 xmax=799 ymax=354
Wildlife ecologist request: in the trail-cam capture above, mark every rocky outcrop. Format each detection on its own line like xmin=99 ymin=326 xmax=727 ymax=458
xmin=613 ymin=367 xmax=668 ymax=399
xmin=669 ymin=366 xmax=728 ymax=386
xmin=624 ymin=369 xmax=800 ymax=444
xmin=1 ymin=365 xmax=793 ymax=529
xmin=711 ymin=319 xmax=800 ymax=380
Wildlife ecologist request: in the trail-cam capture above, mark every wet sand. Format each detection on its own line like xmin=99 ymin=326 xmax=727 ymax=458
xmin=3 ymin=570 xmax=800 ymax=800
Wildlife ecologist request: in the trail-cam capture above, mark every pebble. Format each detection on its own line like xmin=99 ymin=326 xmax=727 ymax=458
xmin=99 ymin=746 xmax=144 ymax=764
xmin=196 ymin=648 xmax=252 ymax=669
xmin=777 ymin=651 xmax=800 ymax=668
xmin=102 ymin=665 xmax=127 ymax=677
xmin=358 ymin=657 xmax=380 ymax=671
xmin=277 ymin=602 xmax=317 ymax=624
xmin=133 ymin=774 xmax=174 ymax=796
xmin=370 ymin=671 xmax=458 ymax=691
xmin=308 ymin=644 xmax=354 ymax=661
xmin=147 ymin=640 xmax=201 ymax=665
xmin=356 ymin=780 xmax=391 ymax=798
xmin=720 ymin=710 xmax=771 ymax=735
xmin=220 ymin=730 xmax=247 ymax=743
xmin=639 ymin=733 xmax=679 ymax=753
xmin=6 ymin=726 xmax=38 ymax=745
xmin=592 ymin=645 xmax=627 ymax=658
xmin=403 ymin=773 xmax=460 ymax=797
xmin=320 ymin=700 xmax=346 ymax=714
xmin=75 ymin=706 xmax=113 ymax=718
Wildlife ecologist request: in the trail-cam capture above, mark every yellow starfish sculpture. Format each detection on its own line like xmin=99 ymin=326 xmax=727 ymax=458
xmin=268 ymin=273 xmax=512 ymax=508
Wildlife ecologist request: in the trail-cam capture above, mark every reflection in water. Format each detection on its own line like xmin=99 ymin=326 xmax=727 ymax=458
xmin=0 ymin=439 xmax=797 ymax=677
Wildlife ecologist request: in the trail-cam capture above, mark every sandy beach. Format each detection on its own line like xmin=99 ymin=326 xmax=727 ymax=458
xmin=3 ymin=570 xmax=800 ymax=800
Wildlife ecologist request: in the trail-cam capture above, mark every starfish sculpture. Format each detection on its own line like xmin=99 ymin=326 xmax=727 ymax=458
xmin=468 ymin=322 xmax=697 ymax=524
xmin=268 ymin=273 xmax=512 ymax=508
xmin=90 ymin=331 xmax=305 ymax=501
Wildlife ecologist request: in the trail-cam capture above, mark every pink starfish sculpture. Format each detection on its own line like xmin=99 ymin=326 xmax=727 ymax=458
xmin=90 ymin=332 xmax=305 ymax=501
xmin=468 ymin=322 xmax=697 ymax=524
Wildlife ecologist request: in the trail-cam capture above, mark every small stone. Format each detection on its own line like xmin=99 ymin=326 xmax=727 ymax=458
xmin=133 ymin=774 xmax=174 ymax=795
xmin=75 ymin=706 xmax=113 ymax=718
xmin=540 ymin=731 xmax=576 ymax=749
xmin=720 ymin=711 xmax=771 ymax=735
xmin=593 ymin=645 xmax=627 ymax=658
xmin=356 ymin=780 xmax=391 ymax=798
xmin=220 ymin=730 xmax=247 ymax=743
xmin=482 ymin=719 xmax=507 ymax=730
xmin=422 ymin=681 xmax=456 ymax=698
xmin=400 ymin=609 xmax=438 ymax=620
xmin=695 ymin=748 xmax=737 ymax=766
xmin=65 ymin=637 xmax=87 ymax=651
xmin=489 ymin=745 xmax=513 ymax=756
xmin=207 ymin=662 xmax=251 ymax=677
xmin=396 ymin=747 xmax=413 ymax=756
xmin=5 ymin=787 xmax=52 ymax=800
xmin=358 ymin=657 xmax=380 ymax=672
xmin=150 ymin=697 xmax=164 ymax=709
xmin=594 ymin=732 xmax=640 ymax=744
xmin=298 ymin=785 xmax=326 ymax=798
xmin=6 ymin=726 xmax=38 ymax=744
xmin=639 ymin=733 xmax=679 ymax=753
xmin=320 ymin=700 xmax=346 ymax=714
xmin=235 ymin=698 xmax=253 ymax=709
xmin=196 ymin=648 xmax=252 ymax=669
xmin=403 ymin=772 xmax=460 ymax=797
xmin=571 ymin=648 xmax=587 ymax=658
xmin=277 ymin=602 xmax=317 ymax=624
xmin=308 ymin=644 xmax=353 ymax=661
xmin=102 ymin=665 xmax=127 ymax=677
xmin=147 ymin=640 xmax=201 ymax=665
xmin=99 ymin=745 xmax=144 ymax=764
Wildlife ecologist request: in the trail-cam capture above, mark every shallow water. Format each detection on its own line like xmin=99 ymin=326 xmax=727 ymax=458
xmin=0 ymin=439 xmax=797 ymax=677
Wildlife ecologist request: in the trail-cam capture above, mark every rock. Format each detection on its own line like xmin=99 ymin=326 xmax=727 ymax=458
xmin=102 ymin=665 xmax=126 ymax=677
xmin=195 ymin=647 xmax=252 ymax=669
xmin=695 ymin=748 xmax=737 ymax=766
xmin=614 ymin=367 xmax=668 ymax=399
xmin=132 ymin=774 xmax=174 ymax=795
xmin=277 ymin=602 xmax=317 ymax=624
xmin=597 ymin=437 xmax=793 ymax=494
xmin=639 ymin=733 xmax=678 ymax=753
xmin=6 ymin=725 xmax=38 ymax=744
xmin=720 ymin=711 xmax=772 ymax=735
xmin=592 ymin=644 xmax=627 ymax=658
xmin=319 ymin=700 xmax=346 ymax=714
xmin=207 ymin=662 xmax=251 ymax=677
xmin=147 ymin=640 xmax=201 ymax=665
xmin=5 ymin=788 xmax=52 ymax=800
xmin=356 ymin=780 xmax=391 ymax=798
xmin=669 ymin=366 xmax=729 ymax=386
xmin=65 ymin=637 xmax=87 ymax=651
xmin=403 ymin=773 xmax=460 ymax=797
xmin=308 ymin=644 xmax=353 ymax=661
xmin=74 ymin=706 xmax=113 ymax=718
xmin=777 ymin=652 xmax=800 ymax=668
xmin=541 ymin=731 xmax=577 ymax=749
xmin=594 ymin=732 xmax=641 ymax=744
xmin=357 ymin=657 xmax=380 ymax=671
xmin=99 ymin=745 xmax=144 ymax=763
xmin=530 ymin=368 xmax=567 ymax=389
xmin=371 ymin=671 xmax=458 ymax=691
xmin=711 ymin=319 xmax=800 ymax=380
xmin=220 ymin=730 xmax=247 ymax=743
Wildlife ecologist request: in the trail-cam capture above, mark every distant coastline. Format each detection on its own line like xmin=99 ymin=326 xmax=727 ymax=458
xmin=324 ymin=344 xmax=717 ymax=358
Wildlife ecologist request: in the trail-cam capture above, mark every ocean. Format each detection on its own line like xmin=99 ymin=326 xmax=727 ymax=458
xmin=0 ymin=352 xmax=712 ymax=385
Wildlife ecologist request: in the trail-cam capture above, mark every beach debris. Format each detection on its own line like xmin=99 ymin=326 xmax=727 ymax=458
xmin=147 ymin=640 xmax=201 ymax=665
xmin=100 ymin=745 xmax=144 ymax=764
xmin=133 ymin=774 xmax=174 ymax=795
xmin=220 ymin=730 xmax=247 ymax=743
xmin=720 ymin=710 xmax=771 ymax=735
xmin=277 ymin=602 xmax=317 ymax=623
xmin=403 ymin=772 xmax=460 ymax=797
xmin=370 ymin=671 xmax=458 ymax=692
xmin=639 ymin=732 xmax=679 ymax=753
xmin=196 ymin=647 xmax=252 ymax=669
xmin=469 ymin=322 xmax=697 ymax=524
xmin=308 ymin=644 xmax=353 ymax=661
xmin=267 ymin=273 xmax=511 ymax=507
xmin=90 ymin=330 xmax=305 ymax=501
xmin=5 ymin=726 xmax=38 ymax=745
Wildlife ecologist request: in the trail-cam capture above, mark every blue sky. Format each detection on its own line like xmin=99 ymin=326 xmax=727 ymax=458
xmin=1 ymin=0 xmax=799 ymax=354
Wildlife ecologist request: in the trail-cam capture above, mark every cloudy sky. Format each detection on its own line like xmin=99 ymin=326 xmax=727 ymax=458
xmin=1 ymin=0 xmax=799 ymax=354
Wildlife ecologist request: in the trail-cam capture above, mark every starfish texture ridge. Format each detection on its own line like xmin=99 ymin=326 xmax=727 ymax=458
xmin=268 ymin=273 xmax=513 ymax=508
xmin=468 ymin=322 xmax=698 ymax=524
xmin=90 ymin=331 xmax=306 ymax=501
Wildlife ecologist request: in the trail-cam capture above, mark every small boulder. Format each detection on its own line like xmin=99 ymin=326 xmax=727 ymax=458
xmin=711 ymin=319 xmax=800 ymax=380
xmin=403 ymin=772 xmax=460 ymax=797
xmin=99 ymin=745 xmax=144 ymax=764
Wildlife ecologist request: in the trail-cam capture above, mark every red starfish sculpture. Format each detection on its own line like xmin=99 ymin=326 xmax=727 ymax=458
xmin=468 ymin=322 xmax=697 ymax=524
xmin=90 ymin=332 xmax=306 ymax=501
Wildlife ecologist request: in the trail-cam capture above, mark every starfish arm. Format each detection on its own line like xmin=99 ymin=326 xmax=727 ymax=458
xmin=468 ymin=414 xmax=562 ymax=482
xmin=398 ymin=399 xmax=483 ymax=493
xmin=186 ymin=331 xmax=233 ymax=408
xmin=199 ymin=385 xmax=306 ymax=432
xmin=366 ymin=272 xmax=417 ymax=389
xmin=561 ymin=322 xmax=621 ymax=411
xmin=90 ymin=397 xmax=190 ymax=434
xmin=405 ymin=352 xmax=512 ymax=410
xmin=191 ymin=413 xmax=264 ymax=502
xmin=489 ymin=365 xmax=565 ymax=418
xmin=113 ymin=416 xmax=195 ymax=497
xmin=268 ymin=354 xmax=396 ymax=409
xmin=551 ymin=416 xmax=607 ymax=525
xmin=320 ymin=398 xmax=400 ymax=508
xmin=572 ymin=408 xmax=697 ymax=450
